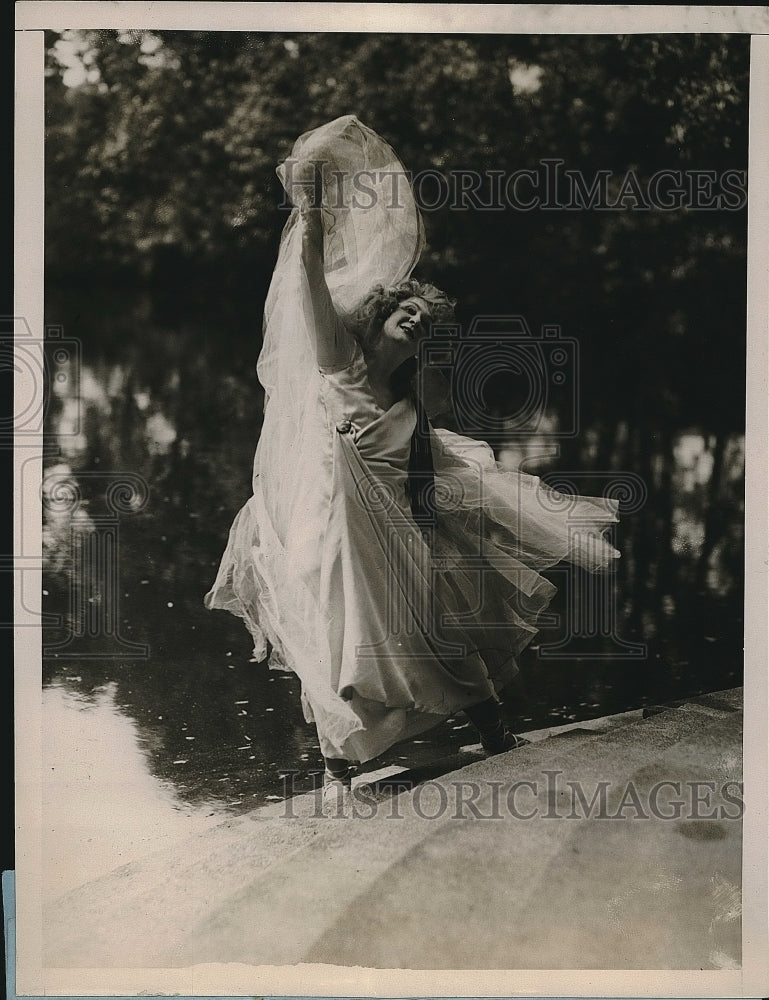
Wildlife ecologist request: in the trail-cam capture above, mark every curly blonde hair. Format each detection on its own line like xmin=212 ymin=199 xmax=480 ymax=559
xmin=350 ymin=279 xmax=456 ymax=357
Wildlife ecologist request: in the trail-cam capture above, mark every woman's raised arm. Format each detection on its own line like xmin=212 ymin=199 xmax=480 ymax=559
xmin=299 ymin=199 xmax=357 ymax=373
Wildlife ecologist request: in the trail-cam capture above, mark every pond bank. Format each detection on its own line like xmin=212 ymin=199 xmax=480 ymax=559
xmin=45 ymin=687 xmax=742 ymax=971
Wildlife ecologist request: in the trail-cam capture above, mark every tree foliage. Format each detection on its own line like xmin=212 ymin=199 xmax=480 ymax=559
xmin=44 ymin=30 xmax=749 ymax=434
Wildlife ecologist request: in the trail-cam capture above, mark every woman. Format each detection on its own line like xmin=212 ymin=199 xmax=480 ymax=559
xmin=205 ymin=116 xmax=619 ymax=813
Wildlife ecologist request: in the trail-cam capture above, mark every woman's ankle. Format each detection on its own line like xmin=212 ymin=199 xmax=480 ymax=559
xmin=323 ymin=756 xmax=352 ymax=780
xmin=464 ymin=695 xmax=504 ymax=734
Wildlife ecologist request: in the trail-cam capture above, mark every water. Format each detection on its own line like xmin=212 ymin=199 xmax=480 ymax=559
xmin=44 ymin=680 xmax=225 ymax=897
xmin=42 ymin=286 xmax=744 ymax=826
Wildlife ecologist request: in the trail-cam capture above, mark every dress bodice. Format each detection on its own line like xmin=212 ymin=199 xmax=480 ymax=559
xmin=320 ymin=347 xmax=416 ymax=507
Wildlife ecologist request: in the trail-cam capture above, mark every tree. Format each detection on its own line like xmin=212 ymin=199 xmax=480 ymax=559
xmin=45 ymin=30 xmax=749 ymax=440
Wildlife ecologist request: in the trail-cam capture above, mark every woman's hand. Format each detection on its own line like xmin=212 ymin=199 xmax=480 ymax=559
xmin=287 ymin=158 xmax=323 ymax=213
xmin=293 ymin=160 xmax=354 ymax=369
xmin=288 ymin=158 xmax=324 ymax=250
xmin=291 ymin=158 xmax=320 ymax=189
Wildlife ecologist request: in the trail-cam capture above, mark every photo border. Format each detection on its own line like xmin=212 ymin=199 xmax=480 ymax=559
xmin=13 ymin=3 xmax=769 ymax=997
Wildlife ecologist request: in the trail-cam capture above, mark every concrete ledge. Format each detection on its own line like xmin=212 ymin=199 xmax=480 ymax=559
xmin=44 ymin=688 xmax=743 ymax=971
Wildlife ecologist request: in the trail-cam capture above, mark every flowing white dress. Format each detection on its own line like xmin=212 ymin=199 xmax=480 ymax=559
xmin=205 ymin=116 xmax=620 ymax=762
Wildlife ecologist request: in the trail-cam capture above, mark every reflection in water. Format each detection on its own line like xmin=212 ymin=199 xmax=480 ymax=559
xmin=44 ymin=681 xmax=222 ymax=900
xmin=42 ymin=288 xmax=744 ymax=821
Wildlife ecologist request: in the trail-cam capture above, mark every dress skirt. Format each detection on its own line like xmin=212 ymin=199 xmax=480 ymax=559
xmin=205 ymin=348 xmax=619 ymax=762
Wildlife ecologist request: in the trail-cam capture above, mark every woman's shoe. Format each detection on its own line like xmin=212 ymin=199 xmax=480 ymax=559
xmin=321 ymin=768 xmax=354 ymax=817
xmin=480 ymin=721 xmax=531 ymax=756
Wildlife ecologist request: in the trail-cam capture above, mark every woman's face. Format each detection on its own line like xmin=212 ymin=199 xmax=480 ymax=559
xmin=381 ymin=297 xmax=433 ymax=351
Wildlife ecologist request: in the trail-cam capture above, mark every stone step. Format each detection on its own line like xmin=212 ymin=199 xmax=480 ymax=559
xmin=44 ymin=688 xmax=742 ymax=970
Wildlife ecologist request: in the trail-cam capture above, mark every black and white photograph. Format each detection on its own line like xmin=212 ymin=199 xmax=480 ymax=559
xmin=13 ymin=3 xmax=769 ymax=996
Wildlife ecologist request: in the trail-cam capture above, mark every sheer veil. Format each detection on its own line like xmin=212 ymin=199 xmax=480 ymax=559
xmin=206 ymin=116 xmax=431 ymax=701
xmin=255 ymin=115 xmax=425 ymax=541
